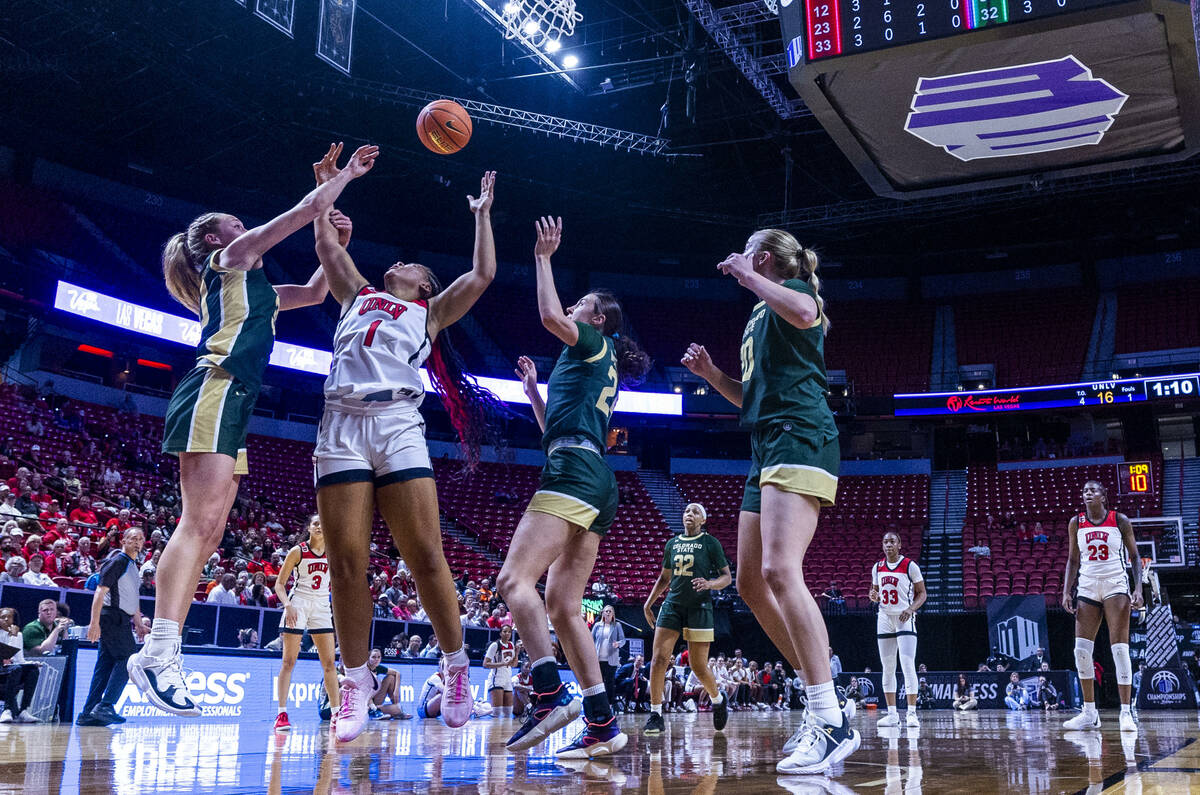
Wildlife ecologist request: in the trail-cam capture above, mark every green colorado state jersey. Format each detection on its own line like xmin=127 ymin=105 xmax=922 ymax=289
xmin=196 ymin=250 xmax=279 ymax=391
xmin=661 ymin=532 xmax=729 ymax=609
xmin=739 ymin=278 xmax=836 ymax=442
xmin=542 ymin=321 xmax=619 ymax=451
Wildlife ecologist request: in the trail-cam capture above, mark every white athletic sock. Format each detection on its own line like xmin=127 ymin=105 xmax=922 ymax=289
xmin=1082 ymin=701 xmax=1097 ymax=714
xmin=888 ymin=705 xmax=898 ymax=716
xmin=651 ymin=703 xmax=662 ymax=716
xmin=442 ymin=647 xmax=468 ymax=667
xmin=145 ymin=619 xmax=180 ymax=656
xmin=345 ymin=663 xmax=373 ymax=689
xmin=581 ymin=683 xmax=605 ymax=697
xmin=1120 ymin=704 xmax=1132 ymax=715
xmin=806 ymin=681 xmax=841 ymax=726
xmin=711 ymin=692 xmax=724 ymax=705
xmin=278 ymin=706 xmax=287 ymax=715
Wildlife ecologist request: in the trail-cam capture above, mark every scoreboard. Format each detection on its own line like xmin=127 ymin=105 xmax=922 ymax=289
xmin=778 ymin=0 xmax=1200 ymax=199
xmin=893 ymin=373 xmax=1200 ymax=416
xmin=801 ymin=0 xmax=1125 ymax=61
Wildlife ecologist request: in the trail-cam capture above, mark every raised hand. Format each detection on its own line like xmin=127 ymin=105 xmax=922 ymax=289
xmin=468 ymin=171 xmax=496 ymax=215
xmin=313 ymin=142 xmax=343 ymax=185
xmin=681 ymin=343 xmax=715 ymax=380
xmin=717 ymin=252 xmax=757 ymax=287
xmin=345 ymin=144 xmax=380 ymax=178
xmin=514 ymin=355 xmax=538 ymax=395
xmin=534 ymin=216 xmax=562 ymax=260
xmin=329 ymin=208 xmax=353 ymax=248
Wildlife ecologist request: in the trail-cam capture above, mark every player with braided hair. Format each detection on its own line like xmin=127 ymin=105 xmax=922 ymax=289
xmin=310 ymin=159 xmax=505 ymax=742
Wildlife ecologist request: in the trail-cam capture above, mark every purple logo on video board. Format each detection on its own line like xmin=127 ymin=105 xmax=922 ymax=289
xmin=905 ymin=56 xmax=1127 ymax=161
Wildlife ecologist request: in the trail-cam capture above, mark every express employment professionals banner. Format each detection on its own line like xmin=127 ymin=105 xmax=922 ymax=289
xmin=837 ymin=671 xmax=1078 ymax=710
xmin=987 ymin=595 xmax=1051 ymax=668
xmin=75 ymin=650 xmax=577 ymax=723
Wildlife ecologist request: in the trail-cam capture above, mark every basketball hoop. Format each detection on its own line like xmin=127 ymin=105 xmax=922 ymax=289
xmin=500 ymin=0 xmax=582 ymax=49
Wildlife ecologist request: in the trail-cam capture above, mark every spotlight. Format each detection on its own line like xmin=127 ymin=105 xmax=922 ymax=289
xmin=523 ymin=19 xmax=540 ymax=35
xmin=545 ymin=39 xmax=561 ymax=53
xmin=673 ymin=385 xmax=683 ymax=394
xmin=503 ymin=1 xmax=521 ymax=14
xmin=562 ymin=54 xmax=579 ymax=69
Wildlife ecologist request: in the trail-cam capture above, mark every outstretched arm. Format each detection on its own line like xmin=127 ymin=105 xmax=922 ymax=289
xmin=276 ymin=264 xmax=329 ymax=312
xmin=515 ymin=356 xmax=546 ymax=431
xmin=533 ymin=217 xmax=578 ymax=346
xmin=429 ymin=172 xmax=497 ymax=336
xmin=221 ymin=143 xmax=378 ymax=272
xmin=682 ymin=344 xmax=742 ymax=408
xmin=314 ymin=208 xmax=369 ymax=307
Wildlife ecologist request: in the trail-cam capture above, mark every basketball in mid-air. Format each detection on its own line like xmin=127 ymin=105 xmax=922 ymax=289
xmin=416 ymin=99 xmax=473 ymax=155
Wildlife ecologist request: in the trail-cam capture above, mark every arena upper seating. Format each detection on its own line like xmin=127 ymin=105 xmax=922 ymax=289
xmin=1114 ymin=279 xmax=1200 ymax=354
xmin=673 ymin=472 xmax=928 ymax=609
xmin=823 ymin=301 xmax=935 ymax=396
xmin=954 ymin=288 xmax=1095 ymax=387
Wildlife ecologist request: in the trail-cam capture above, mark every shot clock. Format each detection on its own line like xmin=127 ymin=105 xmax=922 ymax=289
xmin=1117 ymin=462 xmax=1152 ymax=495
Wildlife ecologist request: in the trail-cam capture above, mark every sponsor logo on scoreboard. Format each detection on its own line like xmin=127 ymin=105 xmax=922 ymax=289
xmin=945 ymin=393 xmax=1021 ymax=412
xmin=905 ymin=56 xmax=1128 ymax=161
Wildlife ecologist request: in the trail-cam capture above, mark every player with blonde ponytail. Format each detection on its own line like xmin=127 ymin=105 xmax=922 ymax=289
xmin=683 ymin=227 xmax=857 ymax=776
xmin=127 ymin=143 xmax=378 ymax=718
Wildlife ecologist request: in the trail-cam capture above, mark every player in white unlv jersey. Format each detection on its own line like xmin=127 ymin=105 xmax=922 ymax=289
xmin=1062 ymin=480 xmax=1143 ymax=734
xmin=272 ymin=515 xmax=338 ymax=732
xmin=484 ymin=624 xmax=518 ymax=717
xmin=311 ymin=165 xmax=504 ymax=742
xmin=869 ymin=531 xmax=926 ymax=728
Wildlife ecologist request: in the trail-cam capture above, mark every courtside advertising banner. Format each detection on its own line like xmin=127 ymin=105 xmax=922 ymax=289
xmin=837 ymin=670 xmax=1077 ymax=710
xmin=986 ymin=595 xmax=1051 ymax=669
xmin=74 ymin=649 xmax=577 ymax=723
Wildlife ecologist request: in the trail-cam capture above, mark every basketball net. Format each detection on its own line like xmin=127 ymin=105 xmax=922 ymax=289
xmin=762 ymin=0 xmax=779 ymax=14
xmin=501 ymin=0 xmax=582 ymax=47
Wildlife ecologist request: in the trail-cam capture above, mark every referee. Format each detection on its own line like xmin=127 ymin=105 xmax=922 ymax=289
xmin=77 ymin=527 xmax=147 ymax=727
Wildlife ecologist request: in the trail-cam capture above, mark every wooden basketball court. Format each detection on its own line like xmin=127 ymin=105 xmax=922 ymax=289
xmin=3 ymin=709 xmax=1196 ymax=793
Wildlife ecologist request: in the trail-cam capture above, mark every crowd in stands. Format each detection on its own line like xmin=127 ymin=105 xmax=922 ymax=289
xmin=0 ymin=382 xmax=511 ymax=635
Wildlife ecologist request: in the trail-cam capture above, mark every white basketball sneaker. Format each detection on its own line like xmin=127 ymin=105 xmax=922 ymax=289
xmin=1063 ymin=708 xmax=1101 ymax=730
xmin=877 ymin=711 xmax=900 ymax=727
xmin=1119 ymin=710 xmax=1137 ymax=734
xmin=905 ymin=711 xmax=920 ymax=728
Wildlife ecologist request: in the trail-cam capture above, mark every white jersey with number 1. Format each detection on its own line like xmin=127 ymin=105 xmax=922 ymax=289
xmin=871 ymin=557 xmax=923 ymax=616
xmin=324 ymin=286 xmax=432 ymax=407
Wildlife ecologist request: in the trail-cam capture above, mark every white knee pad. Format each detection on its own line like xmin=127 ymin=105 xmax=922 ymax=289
xmin=879 ymin=638 xmax=899 ymax=693
xmin=1074 ymin=638 xmax=1095 ymax=680
xmin=1112 ymin=643 xmax=1132 ymax=686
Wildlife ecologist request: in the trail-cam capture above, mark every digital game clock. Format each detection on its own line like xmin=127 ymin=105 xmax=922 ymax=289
xmin=893 ymin=373 xmax=1200 ymax=416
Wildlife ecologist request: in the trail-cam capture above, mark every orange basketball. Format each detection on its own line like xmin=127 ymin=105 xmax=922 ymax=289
xmin=416 ymin=99 xmax=473 ymax=155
